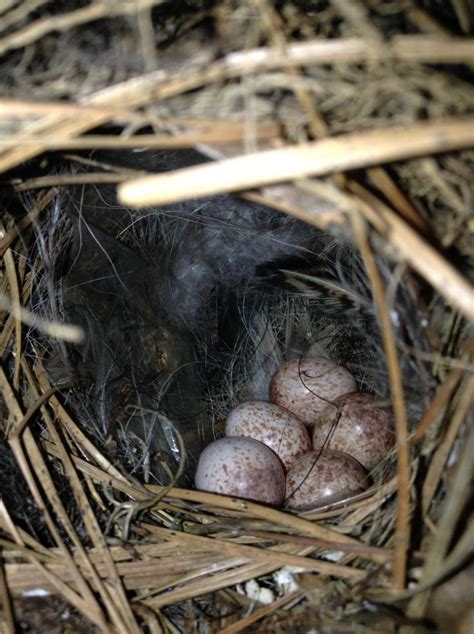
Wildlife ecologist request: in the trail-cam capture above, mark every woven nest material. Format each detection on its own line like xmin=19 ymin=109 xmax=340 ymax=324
xmin=0 ymin=2 xmax=473 ymax=633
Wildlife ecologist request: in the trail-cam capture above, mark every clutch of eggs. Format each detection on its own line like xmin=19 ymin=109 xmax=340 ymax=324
xmin=195 ymin=356 xmax=395 ymax=509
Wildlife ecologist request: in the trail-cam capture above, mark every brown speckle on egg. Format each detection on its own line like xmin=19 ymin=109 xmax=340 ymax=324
xmin=195 ymin=436 xmax=285 ymax=505
xmin=285 ymin=448 xmax=367 ymax=510
xmin=269 ymin=356 xmax=357 ymax=424
xmin=225 ymin=401 xmax=311 ymax=470
xmin=313 ymin=392 xmax=395 ymax=470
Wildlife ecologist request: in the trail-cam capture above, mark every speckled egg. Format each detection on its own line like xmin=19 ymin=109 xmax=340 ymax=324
xmin=285 ymin=449 xmax=367 ymax=510
xmin=195 ymin=436 xmax=285 ymax=505
xmin=225 ymin=401 xmax=311 ymax=470
xmin=313 ymin=392 xmax=395 ymax=470
xmin=269 ymin=357 xmax=357 ymax=425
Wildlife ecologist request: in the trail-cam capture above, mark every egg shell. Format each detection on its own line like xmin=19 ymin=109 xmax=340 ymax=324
xmin=226 ymin=401 xmax=311 ymax=470
xmin=285 ymin=449 xmax=367 ymax=510
xmin=313 ymin=392 xmax=395 ymax=470
xmin=195 ymin=436 xmax=285 ymax=505
xmin=269 ymin=356 xmax=357 ymax=425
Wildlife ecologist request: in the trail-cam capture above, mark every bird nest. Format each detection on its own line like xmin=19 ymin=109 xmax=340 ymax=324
xmin=0 ymin=1 xmax=473 ymax=632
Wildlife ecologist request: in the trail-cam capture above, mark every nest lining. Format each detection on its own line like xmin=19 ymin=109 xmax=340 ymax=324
xmin=0 ymin=1 xmax=473 ymax=632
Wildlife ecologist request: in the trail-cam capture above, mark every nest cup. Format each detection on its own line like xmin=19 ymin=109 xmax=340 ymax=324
xmin=0 ymin=1 xmax=473 ymax=632
xmin=30 ymin=147 xmax=427 ymax=489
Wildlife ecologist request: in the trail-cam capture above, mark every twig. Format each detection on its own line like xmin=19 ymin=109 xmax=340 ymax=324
xmin=20 ymin=362 xmax=139 ymax=633
xmin=422 ymin=375 xmax=474 ymax=515
xmin=220 ymin=591 xmax=304 ymax=634
xmin=35 ymin=365 xmax=131 ymax=484
xmin=349 ymin=183 xmax=474 ymax=324
xmin=143 ymin=525 xmax=367 ymax=581
xmin=3 ymin=125 xmax=279 ymax=152
xmin=3 ymin=547 xmax=241 ymax=594
xmin=17 ymin=431 xmax=121 ymax=632
xmin=0 ymin=0 xmax=166 ymax=56
xmin=0 ymin=545 xmax=15 ymax=634
xmin=141 ymin=540 xmax=314 ymax=609
xmin=2 ymin=248 xmax=22 ymax=388
xmin=8 ymin=385 xmax=57 ymax=438
xmin=0 ymin=291 xmax=84 ymax=343
xmin=391 ymin=34 xmax=474 ymax=62
xmin=411 ymin=366 xmax=464 ymax=445
xmin=0 ymin=500 xmax=104 ymax=628
xmin=0 ymin=189 xmax=56 ymax=257
xmin=367 ymin=166 xmax=429 ymax=233
xmin=0 ymin=98 xmax=146 ymax=121
xmin=117 ymin=117 xmax=474 ymax=207
xmin=351 ymin=212 xmax=410 ymax=590
xmin=0 ymin=0 xmax=53 ymax=33
xmin=239 ymin=530 xmax=395 ymax=562
xmin=407 ymin=421 xmax=474 ymax=619
xmin=14 ymin=172 xmax=144 ymax=191
xmin=0 ymin=365 xmax=111 ymax=630
xmin=400 ymin=0 xmax=451 ymax=35
xmin=1 ymin=35 xmax=473 ymax=172
xmin=0 ymin=365 xmax=24 ymax=429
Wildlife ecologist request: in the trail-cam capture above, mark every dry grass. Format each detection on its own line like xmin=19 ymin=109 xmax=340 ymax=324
xmin=0 ymin=1 xmax=473 ymax=632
